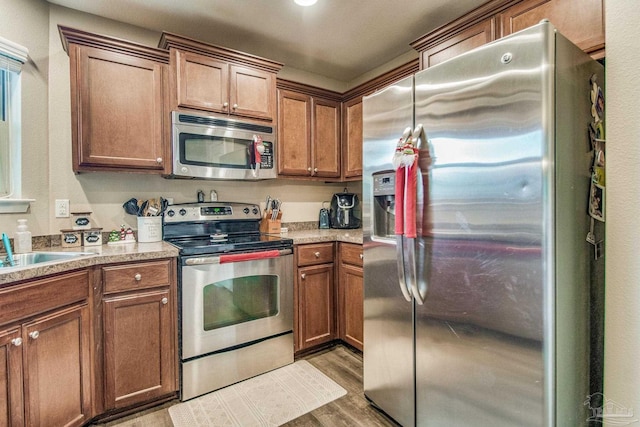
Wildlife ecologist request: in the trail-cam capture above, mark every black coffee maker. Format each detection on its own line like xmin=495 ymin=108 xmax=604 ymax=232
xmin=330 ymin=189 xmax=361 ymax=229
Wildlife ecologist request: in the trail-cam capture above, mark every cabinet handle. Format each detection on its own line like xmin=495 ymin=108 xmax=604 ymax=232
xmin=232 ymin=103 xmax=238 ymax=110
xmin=134 ymin=273 xmax=142 ymax=281
xmin=156 ymin=157 xmax=163 ymax=164
xmin=11 ymin=337 xmax=22 ymax=346
xmin=314 ymin=251 xmax=320 ymax=258
xmin=223 ymin=102 xmax=229 ymax=108
xmin=301 ymin=273 xmax=306 ymax=280
xmin=162 ymin=297 xmax=168 ymax=305
xmin=29 ymin=331 xmax=39 ymax=340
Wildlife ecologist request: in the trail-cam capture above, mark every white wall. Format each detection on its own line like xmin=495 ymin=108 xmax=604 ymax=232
xmin=604 ymin=2 xmax=640 ymax=425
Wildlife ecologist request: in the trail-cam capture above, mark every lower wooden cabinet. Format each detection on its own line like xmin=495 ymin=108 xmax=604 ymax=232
xmin=100 ymin=260 xmax=177 ymax=411
xmin=295 ymin=243 xmax=336 ymax=352
xmin=295 ymin=242 xmax=364 ymax=354
xmin=0 ymin=270 xmax=92 ymax=427
xmin=23 ymin=305 xmax=92 ymax=427
xmin=338 ymin=243 xmax=363 ymax=351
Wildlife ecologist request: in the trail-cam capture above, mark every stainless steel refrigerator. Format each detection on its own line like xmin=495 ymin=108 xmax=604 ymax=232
xmin=362 ymin=21 xmax=604 ymax=427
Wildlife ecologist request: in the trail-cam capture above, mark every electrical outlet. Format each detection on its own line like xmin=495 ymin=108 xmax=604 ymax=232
xmin=55 ymin=199 xmax=70 ymax=218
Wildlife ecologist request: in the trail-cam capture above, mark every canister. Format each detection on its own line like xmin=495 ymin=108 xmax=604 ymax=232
xmin=82 ymin=228 xmax=103 ymax=246
xmin=71 ymin=212 xmax=92 ymax=230
xmin=60 ymin=229 xmax=82 ymax=247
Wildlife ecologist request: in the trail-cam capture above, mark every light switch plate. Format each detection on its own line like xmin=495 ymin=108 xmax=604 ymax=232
xmin=55 ymin=199 xmax=70 ymax=218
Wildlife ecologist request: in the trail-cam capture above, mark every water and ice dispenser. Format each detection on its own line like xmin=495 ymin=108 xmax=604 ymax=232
xmin=372 ymin=171 xmax=396 ymax=238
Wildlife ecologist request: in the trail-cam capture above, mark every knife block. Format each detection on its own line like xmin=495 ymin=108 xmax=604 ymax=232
xmin=260 ymin=217 xmax=281 ymax=234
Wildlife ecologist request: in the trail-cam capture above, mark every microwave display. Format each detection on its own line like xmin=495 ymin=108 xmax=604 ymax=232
xmin=180 ymin=134 xmax=274 ymax=169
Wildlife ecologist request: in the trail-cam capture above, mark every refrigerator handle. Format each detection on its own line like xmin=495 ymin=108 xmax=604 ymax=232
xmin=396 ymin=235 xmax=412 ymax=302
xmin=405 ymin=238 xmax=425 ymax=305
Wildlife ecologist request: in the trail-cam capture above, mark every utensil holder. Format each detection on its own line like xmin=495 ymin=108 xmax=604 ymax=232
xmin=260 ymin=218 xmax=281 ymax=234
xmin=137 ymin=216 xmax=162 ymax=242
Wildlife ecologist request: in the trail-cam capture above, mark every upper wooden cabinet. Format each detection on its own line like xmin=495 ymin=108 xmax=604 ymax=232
xmin=277 ymin=80 xmax=341 ymax=180
xmin=411 ymin=0 xmax=605 ymax=68
xmin=342 ymin=97 xmax=363 ymax=180
xmin=420 ymin=18 xmax=495 ymax=69
xmin=340 ymin=60 xmax=419 ymax=181
xmin=59 ymin=26 xmax=170 ymax=174
xmin=159 ymin=33 xmax=283 ymax=122
xmin=498 ymin=0 xmax=605 ymax=59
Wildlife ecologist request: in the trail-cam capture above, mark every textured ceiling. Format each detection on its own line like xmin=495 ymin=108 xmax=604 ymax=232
xmin=47 ymin=0 xmax=487 ymax=82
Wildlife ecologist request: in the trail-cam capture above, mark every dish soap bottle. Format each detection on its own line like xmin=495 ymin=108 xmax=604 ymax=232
xmin=14 ymin=219 xmax=32 ymax=253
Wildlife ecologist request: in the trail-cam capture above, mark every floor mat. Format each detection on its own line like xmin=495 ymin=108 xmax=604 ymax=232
xmin=169 ymin=360 xmax=347 ymax=426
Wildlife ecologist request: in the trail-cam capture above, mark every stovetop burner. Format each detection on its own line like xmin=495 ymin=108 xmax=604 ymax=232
xmin=162 ymin=202 xmax=293 ymax=256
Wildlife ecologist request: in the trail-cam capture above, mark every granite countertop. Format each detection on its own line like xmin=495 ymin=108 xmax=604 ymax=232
xmin=0 ymin=241 xmax=179 ymax=285
xmin=0 ymin=229 xmax=363 ymax=286
xmin=284 ymin=229 xmax=363 ymax=245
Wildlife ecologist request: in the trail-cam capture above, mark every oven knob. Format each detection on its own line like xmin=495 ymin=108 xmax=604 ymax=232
xmin=252 ymin=207 xmax=259 ymax=215
xmin=167 ymin=209 xmax=175 ymax=217
xmin=243 ymin=207 xmax=250 ymax=214
xmin=179 ymin=209 xmax=187 ymax=216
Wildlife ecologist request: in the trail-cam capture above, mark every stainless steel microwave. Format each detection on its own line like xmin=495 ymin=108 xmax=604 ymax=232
xmin=170 ymin=111 xmax=276 ymax=180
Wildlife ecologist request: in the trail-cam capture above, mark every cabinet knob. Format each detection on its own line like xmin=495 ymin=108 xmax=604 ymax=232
xmin=301 ymin=273 xmax=306 ymax=279
xmin=11 ymin=337 xmax=22 ymax=347
xmin=29 ymin=331 xmax=39 ymax=340
xmin=232 ymin=103 xmax=238 ymax=110
xmin=314 ymin=251 xmax=320 ymax=258
xmin=156 ymin=157 xmax=163 ymax=164
xmin=313 ymin=168 xmax=318 ymax=173
xmin=307 ymin=167 xmax=312 ymax=172
xmin=134 ymin=273 xmax=142 ymax=281
xmin=162 ymin=297 xmax=168 ymax=305
xmin=223 ymin=102 xmax=229 ymax=108
xmin=360 ymin=253 xmax=364 ymax=259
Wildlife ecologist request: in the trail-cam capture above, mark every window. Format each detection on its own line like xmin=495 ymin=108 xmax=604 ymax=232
xmin=0 ymin=35 xmax=31 ymax=213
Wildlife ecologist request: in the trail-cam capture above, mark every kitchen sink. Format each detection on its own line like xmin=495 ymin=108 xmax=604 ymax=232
xmin=3 ymin=251 xmax=94 ymax=269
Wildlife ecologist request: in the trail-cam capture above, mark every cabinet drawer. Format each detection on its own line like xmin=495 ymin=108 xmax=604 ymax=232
xmin=297 ymin=243 xmax=334 ymax=266
xmin=103 ymin=260 xmax=171 ymax=294
xmin=340 ymin=243 xmax=363 ymax=267
xmin=0 ymin=270 xmax=89 ymax=327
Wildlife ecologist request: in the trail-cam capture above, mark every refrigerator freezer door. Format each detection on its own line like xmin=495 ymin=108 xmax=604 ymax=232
xmin=413 ymin=24 xmax=552 ymax=426
xmin=363 ymin=75 xmax=416 ymax=427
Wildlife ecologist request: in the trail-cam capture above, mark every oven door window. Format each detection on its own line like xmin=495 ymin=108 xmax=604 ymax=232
xmin=180 ymin=133 xmax=251 ymax=169
xmin=203 ymin=274 xmax=279 ymax=330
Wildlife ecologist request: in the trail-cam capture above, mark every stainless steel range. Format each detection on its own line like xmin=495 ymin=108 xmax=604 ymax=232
xmin=163 ymin=202 xmax=294 ymax=401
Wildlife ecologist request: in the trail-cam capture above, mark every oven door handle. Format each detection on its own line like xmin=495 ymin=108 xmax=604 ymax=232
xmin=184 ymin=248 xmax=292 ymax=265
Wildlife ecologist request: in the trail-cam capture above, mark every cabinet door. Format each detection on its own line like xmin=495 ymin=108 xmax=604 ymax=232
xmin=230 ymin=65 xmax=276 ymax=121
xmin=278 ymin=89 xmax=312 ymax=177
xmin=175 ymin=50 xmax=229 ymax=113
xmin=498 ymin=0 xmax=604 ymax=58
xmin=23 ymin=305 xmax=91 ymax=427
xmin=103 ymin=289 xmax=174 ymax=410
xmin=298 ymin=264 xmax=335 ymax=350
xmin=342 ymin=97 xmax=363 ymax=179
xmin=0 ymin=328 xmax=23 ymax=426
xmin=312 ymin=98 xmax=341 ymax=178
xmin=72 ymin=45 xmax=167 ymax=173
xmin=421 ymin=18 xmax=495 ymax=68
xmin=339 ymin=264 xmax=364 ymax=351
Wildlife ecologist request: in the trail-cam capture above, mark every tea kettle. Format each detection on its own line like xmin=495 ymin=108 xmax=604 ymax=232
xmin=330 ymin=189 xmax=361 ymax=229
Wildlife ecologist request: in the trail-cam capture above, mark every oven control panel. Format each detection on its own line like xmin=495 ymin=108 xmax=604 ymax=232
xmin=164 ymin=202 xmax=261 ymax=223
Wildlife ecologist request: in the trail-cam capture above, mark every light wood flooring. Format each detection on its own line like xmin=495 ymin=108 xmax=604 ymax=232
xmin=92 ymin=344 xmax=398 ymax=427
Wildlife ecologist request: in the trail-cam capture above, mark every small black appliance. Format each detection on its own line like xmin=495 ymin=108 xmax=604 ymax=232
xmin=330 ymin=189 xmax=361 ymax=229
